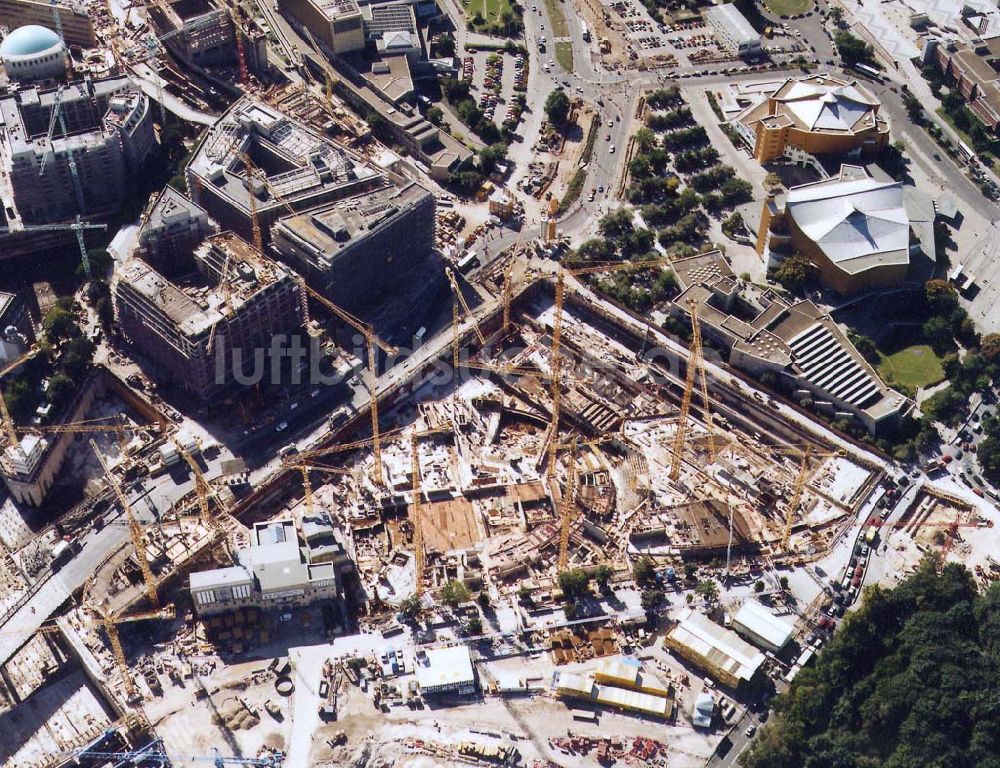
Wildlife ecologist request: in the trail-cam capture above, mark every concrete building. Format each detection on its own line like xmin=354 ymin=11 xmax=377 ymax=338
xmin=732 ymin=74 xmax=889 ymax=164
xmin=189 ymin=517 xmax=347 ymax=615
xmin=923 ymin=7 xmax=1000 ymax=131
xmin=664 ymin=609 xmax=765 ymax=689
xmin=280 ymin=0 xmax=365 ymax=55
xmin=149 ymin=0 xmax=236 ymax=68
xmin=0 ymin=76 xmax=155 ymax=223
xmin=137 ymin=186 xmax=215 ymax=276
xmin=0 ymin=25 xmax=67 ymax=82
xmin=186 ymin=98 xmax=389 ymax=246
xmin=0 ymin=0 xmax=95 ymax=48
xmin=270 ymin=179 xmax=434 ymax=310
xmin=671 ymin=251 xmax=911 ymax=435
xmin=732 ymin=599 xmax=794 ymax=653
xmin=706 ymin=4 xmax=760 ymax=58
xmin=755 ymin=165 xmax=937 ymax=294
xmin=414 ymin=646 xmax=476 ymax=695
xmin=113 ymin=232 xmax=304 ymax=398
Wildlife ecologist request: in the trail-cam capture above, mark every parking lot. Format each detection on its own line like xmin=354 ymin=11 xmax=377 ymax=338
xmin=466 ymin=49 xmax=527 ymax=130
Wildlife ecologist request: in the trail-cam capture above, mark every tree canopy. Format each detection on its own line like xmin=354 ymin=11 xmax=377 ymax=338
xmin=740 ymin=559 xmax=1000 ymax=768
xmin=544 ymin=89 xmax=571 ymax=127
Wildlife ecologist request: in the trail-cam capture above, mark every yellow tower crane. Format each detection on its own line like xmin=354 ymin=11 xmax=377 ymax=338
xmin=173 ymin=439 xmax=215 ymax=533
xmin=409 ymin=424 xmax=453 ymax=597
xmin=90 ymin=440 xmax=160 ymax=610
xmin=445 ymin=267 xmax=486 ymax=346
xmin=297 ymin=279 xmax=398 ymax=486
xmin=240 ymin=151 xmax=399 ymax=485
xmin=0 ymin=605 xmax=175 ymax=699
xmin=779 ymin=445 xmax=845 ymax=552
xmin=669 ymin=297 xmax=714 ymax=481
xmin=548 ymin=258 xmax=679 ymax=478
xmin=0 ymin=346 xmax=41 ymax=450
xmin=557 ymin=440 xmax=579 ymax=571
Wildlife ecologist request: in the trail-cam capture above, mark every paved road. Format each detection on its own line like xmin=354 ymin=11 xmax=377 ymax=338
xmin=0 ymin=520 xmax=128 ymax=665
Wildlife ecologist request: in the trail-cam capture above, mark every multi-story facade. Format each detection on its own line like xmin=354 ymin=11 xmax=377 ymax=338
xmin=732 ymin=73 xmax=889 ymax=164
xmin=149 ymin=0 xmax=236 ymax=68
xmin=137 ymin=187 xmax=216 ymax=276
xmin=0 ymin=0 xmax=95 ymax=47
xmin=113 ymin=232 xmax=304 ymax=398
xmin=270 ymin=179 xmax=435 ymax=310
xmin=279 ymin=0 xmax=365 ymax=55
xmin=0 ymin=76 xmax=155 ymax=223
xmin=190 ymin=517 xmax=350 ymax=616
xmin=706 ymin=4 xmax=760 ymax=58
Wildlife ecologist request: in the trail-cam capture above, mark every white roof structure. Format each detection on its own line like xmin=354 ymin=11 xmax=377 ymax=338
xmin=667 ymin=609 xmax=765 ymax=685
xmin=732 ymin=599 xmax=795 ymax=652
xmin=786 ymin=170 xmax=912 ymax=275
xmin=706 ymin=4 xmax=758 ymax=46
xmin=780 ymin=81 xmax=876 ymax=132
xmin=415 ymin=646 xmax=475 ymax=690
xmin=693 ymin=691 xmax=715 ymax=728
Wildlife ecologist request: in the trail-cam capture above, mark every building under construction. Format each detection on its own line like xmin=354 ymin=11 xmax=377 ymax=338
xmin=113 ymin=231 xmax=304 ymax=398
xmin=0 ymin=0 xmax=96 ymax=47
xmin=148 ymin=0 xmax=236 ymax=69
xmin=0 ymin=76 xmax=155 ymax=224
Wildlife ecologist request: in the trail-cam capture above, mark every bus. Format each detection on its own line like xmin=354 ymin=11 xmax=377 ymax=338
xmin=853 ymin=63 xmax=883 ymax=82
xmin=958 ymin=139 xmax=976 ymax=162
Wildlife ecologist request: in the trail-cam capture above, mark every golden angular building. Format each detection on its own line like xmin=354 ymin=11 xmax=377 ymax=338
xmin=732 ymin=73 xmax=890 ymax=163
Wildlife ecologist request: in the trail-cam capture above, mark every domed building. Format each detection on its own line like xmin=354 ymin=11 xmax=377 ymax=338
xmin=0 ymin=25 xmax=67 ymax=82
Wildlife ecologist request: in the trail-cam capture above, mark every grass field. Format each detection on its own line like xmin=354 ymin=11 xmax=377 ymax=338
xmin=555 ymin=41 xmax=574 ymax=72
xmin=542 ymin=0 xmax=570 ymax=38
xmin=878 ymin=344 xmax=945 ymax=391
xmin=763 ymin=0 xmax=812 ymax=14
xmin=465 ymin=0 xmax=514 ymax=24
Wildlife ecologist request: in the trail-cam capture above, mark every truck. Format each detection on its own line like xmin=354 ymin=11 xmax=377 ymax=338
xmin=581 ymin=23 xmax=590 ymax=42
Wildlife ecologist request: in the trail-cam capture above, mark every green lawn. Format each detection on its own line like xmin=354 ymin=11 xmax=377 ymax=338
xmin=543 ymin=0 xmax=569 ymax=38
xmin=763 ymin=0 xmax=812 ymax=14
xmin=878 ymin=344 xmax=945 ymax=391
xmin=555 ymin=41 xmax=574 ymax=72
xmin=465 ymin=0 xmax=514 ymax=24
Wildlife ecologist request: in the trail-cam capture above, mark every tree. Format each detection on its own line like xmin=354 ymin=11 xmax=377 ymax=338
xmin=925 ymin=279 xmax=960 ymax=316
xmin=399 ymin=594 xmax=421 ymax=619
xmin=778 ymin=575 xmax=789 ymax=591
xmin=764 ymin=172 xmax=782 ymax=191
xmin=633 ymin=556 xmax=657 ymax=588
xmin=449 ymin=169 xmax=484 ymax=196
xmin=982 ymin=333 xmax=1000 ymax=364
xmin=847 ymin=332 xmax=880 ymax=365
xmin=641 ymin=589 xmax=665 ymax=611
xmin=45 ymin=373 xmax=75 ymax=413
xmin=544 ymin=89 xmax=571 ymax=127
xmin=477 ymin=591 xmax=492 ymax=609
xmin=42 ymin=306 xmax=80 ymax=343
xmin=441 ymin=579 xmax=471 ymax=607
xmin=478 ymin=142 xmax=509 ymax=174
xmin=683 ymin=562 xmax=697 ymax=581
xmin=517 ymin=584 xmax=532 ymax=603
xmin=599 ymin=208 xmax=635 ymax=243
xmin=425 ymin=106 xmax=444 ymax=126
xmin=771 ymin=252 xmax=812 ymax=293
xmin=834 ymin=30 xmax=873 ymax=66
xmin=695 ymin=579 xmax=719 ymax=603
xmin=634 ymin=127 xmax=658 ymax=153
xmin=435 ymin=32 xmax=456 ymax=57
xmin=61 ymin=337 xmax=95 ymax=383
xmin=922 ymin=315 xmax=954 ymax=354
xmin=754 ymin=579 xmax=766 ymax=593
xmin=558 ymin=568 xmax=591 ymax=600
xmin=594 ymin=564 xmax=614 ymax=592
xmin=464 ymin=615 xmax=483 ymax=635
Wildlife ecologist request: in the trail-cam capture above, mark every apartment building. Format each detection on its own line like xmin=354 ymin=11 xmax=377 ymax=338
xmin=0 ymin=76 xmax=155 ymax=223
xmin=113 ymin=232 xmax=304 ymax=398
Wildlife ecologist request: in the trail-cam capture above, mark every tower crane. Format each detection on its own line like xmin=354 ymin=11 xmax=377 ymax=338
xmin=445 ymin=266 xmax=486 ymax=345
xmin=556 ymin=440 xmax=579 ymax=571
xmin=779 ymin=445 xmax=845 ymax=552
xmin=90 ymin=440 xmax=161 ymax=609
xmin=174 ymin=438 xmax=216 ymax=533
xmin=668 ymin=297 xmax=713 ymax=481
xmin=73 ymin=739 xmax=281 ymax=767
xmin=0 ymin=217 xmax=106 ymax=284
xmin=123 ymin=8 xmax=231 ymax=124
xmin=408 ymin=424 xmax=452 ymax=597
xmin=549 ymin=257 xmax=679 ymax=479
xmin=298 ymin=279 xmax=398 ymax=486
xmin=0 ymin=605 xmax=174 ymax=699
xmin=0 ymin=346 xmax=41 ymax=452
